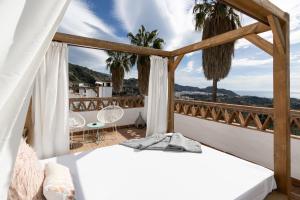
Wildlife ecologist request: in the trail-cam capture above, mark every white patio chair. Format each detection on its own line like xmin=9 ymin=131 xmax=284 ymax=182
xmin=97 ymin=105 xmax=124 ymax=133
xmin=69 ymin=111 xmax=86 ymax=148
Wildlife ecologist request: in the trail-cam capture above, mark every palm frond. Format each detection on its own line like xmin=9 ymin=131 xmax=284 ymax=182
xmin=193 ymin=0 xmax=241 ymax=101
xmin=105 ymin=50 xmax=133 ymax=93
xmin=127 ymin=25 xmax=165 ymax=95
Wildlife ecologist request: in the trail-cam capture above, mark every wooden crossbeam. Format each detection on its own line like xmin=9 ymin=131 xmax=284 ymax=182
xmin=245 ymin=34 xmax=273 ymax=56
xmin=268 ymin=15 xmax=286 ymax=55
xmin=171 ymin=22 xmax=270 ymax=56
xmin=220 ymin=0 xmax=287 ymax=25
xmin=170 ymin=55 xmax=185 ymax=71
xmin=53 ymin=32 xmax=172 ymax=57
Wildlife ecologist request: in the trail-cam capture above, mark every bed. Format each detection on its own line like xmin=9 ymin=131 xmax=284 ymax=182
xmin=41 ymin=144 xmax=276 ymax=200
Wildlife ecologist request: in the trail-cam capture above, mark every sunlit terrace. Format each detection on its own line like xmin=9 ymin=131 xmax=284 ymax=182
xmin=1 ymin=0 xmax=299 ymax=200
xmin=67 ymin=96 xmax=300 ymax=199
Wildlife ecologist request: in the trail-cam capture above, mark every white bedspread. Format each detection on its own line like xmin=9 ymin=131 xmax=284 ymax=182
xmin=41 ymin=145 xmax=276 ymax=200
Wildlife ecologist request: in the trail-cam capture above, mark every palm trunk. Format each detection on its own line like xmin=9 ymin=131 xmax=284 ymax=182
xmin=212 ymin=79 xmax=217 ymax=102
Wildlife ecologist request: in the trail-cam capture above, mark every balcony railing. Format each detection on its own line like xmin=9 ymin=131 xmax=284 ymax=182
xmin=69 ymin=96 xmax=300 ymax=136
xmin=174 ymin=99 xmax=300 ymax=137
xmin=69 ymin=96 xmax=144 ymax=112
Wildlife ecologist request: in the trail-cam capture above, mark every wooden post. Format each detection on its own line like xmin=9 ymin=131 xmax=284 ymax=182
xmin=167 ymin=55 xmax=185 ymax=132
xmin=270 ymin=14 xmax=291 ymax=194
xmin=167 ymin=57 xmax=175 ymax=132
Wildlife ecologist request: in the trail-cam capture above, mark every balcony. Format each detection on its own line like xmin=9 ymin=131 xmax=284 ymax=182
xmin=69 ymin=96 xmax=300 ymax=199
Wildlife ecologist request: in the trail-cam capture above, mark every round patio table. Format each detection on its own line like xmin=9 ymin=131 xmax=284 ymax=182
xmin=86 ymin=122 xmax=105 ymax=144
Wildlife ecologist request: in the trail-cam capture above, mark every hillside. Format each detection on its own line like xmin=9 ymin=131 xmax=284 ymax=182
xmin=68 ymin=63 xmax=300 ymax=109
xmin=175 ymin=84 xmax=238 ymax=97
xmin=69 ymin=63 xmax=231 ymax=94
xmin=69 ymin=63 xmax=111 ymax=86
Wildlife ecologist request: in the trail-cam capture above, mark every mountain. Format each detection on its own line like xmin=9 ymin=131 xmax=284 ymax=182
xmin=69 ymin=63 xmax=237 ymax=96
xmin=69 ymin=63 xmax=237 ymax=95
xmin=175 ymin=84 xmax=238 ymax=97
xmin=174 ymin=84 xmax=202 ymax=92
xmin=68 ymin=63 xmax=300 ymax=109
xmin=69 ymin=63 xmax=111 ymax=86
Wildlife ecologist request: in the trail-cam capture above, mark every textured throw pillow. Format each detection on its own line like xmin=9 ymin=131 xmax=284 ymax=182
xmin=8 ymin=139 xmax=45 ymax=200
xmin=43 ymin=163 xmax=75 ymax=200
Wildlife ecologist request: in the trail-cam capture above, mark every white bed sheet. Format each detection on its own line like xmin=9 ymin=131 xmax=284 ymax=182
xmin=41 ymin=145 xmax=276 ymax=200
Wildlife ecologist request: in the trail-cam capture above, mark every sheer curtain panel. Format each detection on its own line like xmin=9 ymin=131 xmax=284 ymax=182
xmin=146 ymin=56 xmax=168 ymax=136
xmin=33 ymin=42 xmax=69 ymax=159
xmin=0 ymin=0 xmax=70 ymax=198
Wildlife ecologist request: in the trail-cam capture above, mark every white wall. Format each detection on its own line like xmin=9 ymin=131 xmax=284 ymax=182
xmin=79 ymin=107 xmax=144 ymax=129
xmin=174 ymin=113 xmax=300 ymax=179
xmin=98 ymin=87 xmax=112 ymax=97
xmin=85 ymin=89 xmax=97 ymax=97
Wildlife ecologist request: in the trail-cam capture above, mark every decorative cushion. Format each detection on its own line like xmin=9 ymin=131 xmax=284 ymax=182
xmin=8 ymin=138 xmax=44 ymax=200
xmin=43 ymin=163 xmax=75 ymax=200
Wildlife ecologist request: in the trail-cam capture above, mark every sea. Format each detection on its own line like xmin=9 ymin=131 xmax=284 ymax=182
xmin=235 ymin=90 xmax=300 ymax=99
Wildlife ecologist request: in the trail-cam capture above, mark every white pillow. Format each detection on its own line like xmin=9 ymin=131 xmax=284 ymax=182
xmin=43 ymin=163 xmax=75 ymax=200
xmin=8 ymin=138 xmax=44 ymax=200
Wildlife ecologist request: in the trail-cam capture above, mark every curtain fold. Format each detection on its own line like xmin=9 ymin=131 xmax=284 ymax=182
xmin=0 ymin=0 xmax=70 ymax=198
xmin=33 ymin=42 xmax=69 ymax=159
xmin=146 ymin=56 xmax=168 ymax=136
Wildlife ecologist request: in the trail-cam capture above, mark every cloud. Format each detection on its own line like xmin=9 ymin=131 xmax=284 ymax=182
xmin=175 ymin=70 xmax=207 ymax=88
xmin=59 ymin=0 xmax=124 ymax=72
xmin=59 ymin=0 xmax=117 ymax=40
xmin=69 ymin=47 xmax=108 ymax=72
xmin=232 ymin=57 xmax=273 ymax=67
xmin=291 ymin=53 xmax=300 ymax=63
xmin=181 ymin=61 xmax=194 ymax=73
xmin=113 ymin=0 xmax=201 ymax=50
xmin=62 ymin=0 xmax=300 ymax=94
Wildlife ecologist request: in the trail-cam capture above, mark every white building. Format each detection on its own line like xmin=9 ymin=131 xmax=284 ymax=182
xmin=69 ymin=81 xmax=113 ymax=98
xmin=95 ymin=81 xmax=112 ymax=98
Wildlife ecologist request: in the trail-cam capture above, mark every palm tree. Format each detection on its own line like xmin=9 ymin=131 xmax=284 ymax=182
xmin=193 ymin=0 xmax=241 ymax=101
xmin=127 ymin=25 xmax=164 ymax=95
xmin=106 ymin=51 xmax=133 ymax=94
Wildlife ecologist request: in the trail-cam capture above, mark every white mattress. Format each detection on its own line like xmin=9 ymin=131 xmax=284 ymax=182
xmin=41 ymin=145 xmax=276 ymax=200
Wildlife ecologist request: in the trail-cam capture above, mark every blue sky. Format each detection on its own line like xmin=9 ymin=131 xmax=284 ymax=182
xmin=59 ymin=0 xmax=300 ymax=95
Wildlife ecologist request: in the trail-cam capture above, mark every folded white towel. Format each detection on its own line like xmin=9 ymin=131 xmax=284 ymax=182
xmin=43 ymin=162 xmax=75 ymax=200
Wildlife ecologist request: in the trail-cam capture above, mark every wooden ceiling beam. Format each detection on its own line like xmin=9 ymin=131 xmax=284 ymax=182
xmin=171 ymin=22 xmax=270 ymax=56
xmin=245 ymin=34 xmax=273 ymax=56
xmin=220 ymin=0 xmax=287 ymax=25
xmin=267 ymin=15 xmax=286 ymax=55
xmin=53 ymin=32 xmax=172 ymax=57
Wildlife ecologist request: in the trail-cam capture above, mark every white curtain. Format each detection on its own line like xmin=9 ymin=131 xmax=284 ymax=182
xmin=146 ymin=56 xmax=169 ymax=136
xmin=33 ymin=42 xmax=69 ymax=159
xmin=0 ymin=0 xmax=70 ymax=198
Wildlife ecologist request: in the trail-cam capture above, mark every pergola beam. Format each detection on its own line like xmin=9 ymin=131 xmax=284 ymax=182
xmin=171 ymin=22 xmax=270 ymax=56
xmin=53 ymin=32 xmax=172 ymax=57
xmin=267 ymin=15 xmax=286 ymax=55
xmin=220 ymin=0 xmax=287 ymax=25
xmin=245 ymin=34 xmax=273 ymax=56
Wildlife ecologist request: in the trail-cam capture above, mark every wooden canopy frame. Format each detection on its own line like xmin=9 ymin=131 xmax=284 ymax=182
xmin=53 ymin=0 xmax=291 ymax=195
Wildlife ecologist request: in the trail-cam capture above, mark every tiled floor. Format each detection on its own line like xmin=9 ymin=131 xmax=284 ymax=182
xmin=69 ymin=127 xmax=297 ymax=200
xmin=70 ymin=127 xmax=146 ymax=153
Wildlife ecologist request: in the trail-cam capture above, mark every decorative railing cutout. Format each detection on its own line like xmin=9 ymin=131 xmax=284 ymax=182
xmin=174 ymin=99 xmax=300 ymax=136
xmin=69 ymin=96 xmax=144 ymax=112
